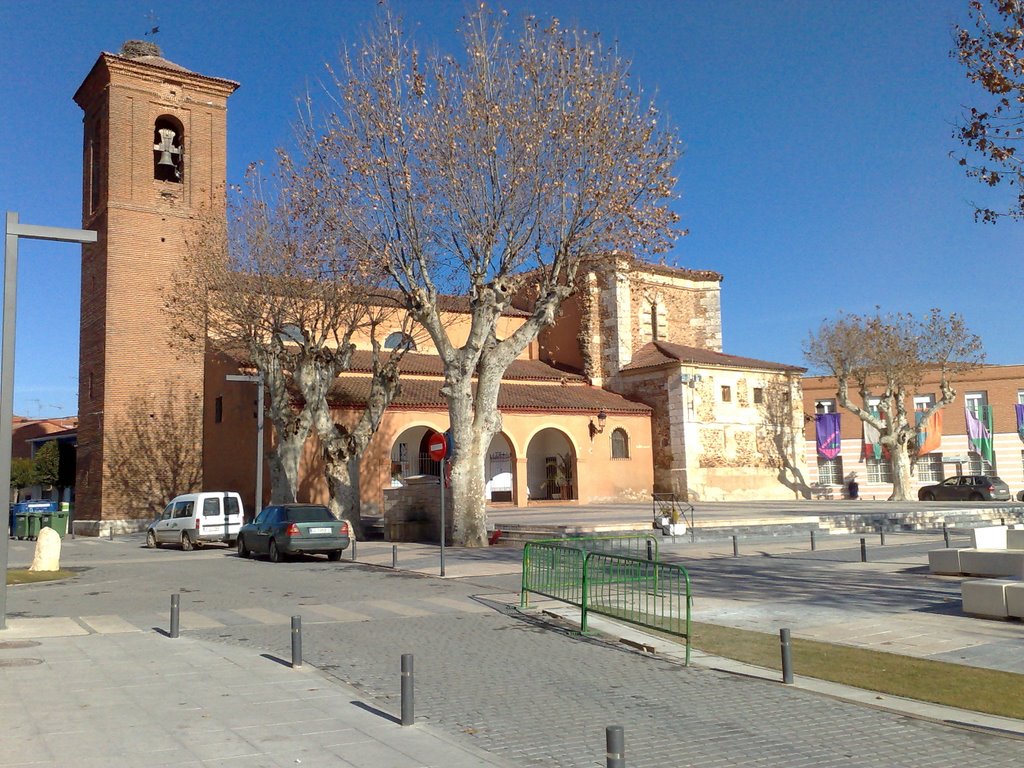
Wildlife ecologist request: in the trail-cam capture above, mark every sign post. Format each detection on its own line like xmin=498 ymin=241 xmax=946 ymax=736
xmin=427 ymin=431 xmax=448 ymax=576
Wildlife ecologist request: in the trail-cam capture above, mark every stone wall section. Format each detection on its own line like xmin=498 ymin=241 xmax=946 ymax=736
xmin=381 ymin=476 xmax=452 ymax=543
xmin=625 ymin=269 xmax=722 ymax=355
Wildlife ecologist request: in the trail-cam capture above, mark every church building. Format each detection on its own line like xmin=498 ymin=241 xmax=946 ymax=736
xmin=71 ymin=43 xmax=806 ymax=534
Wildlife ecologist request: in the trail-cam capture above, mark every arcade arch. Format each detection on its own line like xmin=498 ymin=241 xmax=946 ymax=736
xmin=525 ymin=427 xmax=576 ymax=501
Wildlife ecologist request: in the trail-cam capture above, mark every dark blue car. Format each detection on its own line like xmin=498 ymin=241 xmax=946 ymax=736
xmin=237 ymin=504 xmax=350 ymax=562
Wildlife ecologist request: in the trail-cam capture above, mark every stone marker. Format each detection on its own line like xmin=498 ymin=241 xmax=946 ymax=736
xmin=28 ymin=527 xmax=61 ymax=572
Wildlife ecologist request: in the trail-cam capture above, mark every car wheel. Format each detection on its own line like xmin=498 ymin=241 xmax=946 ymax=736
xmin=237 ymin=536 xmax=250 ymax=559
xmin=269 ymin=539 xmax=282 ymax=563
xmin=327 ymin=550 xmax=342 ymax=562
xmin=970 ymin=492 xmax=984 ymax=501
xmin=146 ymin=530 xmax=159 ymax=549
xmin=920 ymin=492 xmax=935 ymax=501
xmin=181 ymin=533 xmax=194 ymax=551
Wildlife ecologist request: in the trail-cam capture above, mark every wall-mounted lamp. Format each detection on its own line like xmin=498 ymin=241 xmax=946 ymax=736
xmin=805 ymin=401 xmax=827 ymax=423
xmin=588 ymin=410 xmax=608 ymax=440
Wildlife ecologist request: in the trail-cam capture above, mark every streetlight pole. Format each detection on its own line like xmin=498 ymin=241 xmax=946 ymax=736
xmin=1 ymin=212 xmax=96 ymax=630
xmin=226 ymin=372 xmax=264 ymax=520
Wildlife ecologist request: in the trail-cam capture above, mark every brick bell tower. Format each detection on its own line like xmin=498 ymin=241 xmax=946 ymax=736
xmin=73 ymin=41 xmax=238 ymax=534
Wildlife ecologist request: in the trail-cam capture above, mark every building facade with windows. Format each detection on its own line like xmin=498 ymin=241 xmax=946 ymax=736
xmin=72 ymin=42 xmax=808 ymax=532
xmin=802 ymin=365 xmax=1024 ymax=499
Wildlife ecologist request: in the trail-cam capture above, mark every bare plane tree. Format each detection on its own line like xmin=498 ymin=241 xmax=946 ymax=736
xmin=168 ymin=154 xmax=411 ymax=535
xmin=804 ymin=309 xmax=984 ymax=500
xmin=105 ymin=387 xmax=203 ymax=520
xmin=316 ymin=7 xmax=682 ymax=545
xmin=952 ymin=0 xmax=1024 ymax=222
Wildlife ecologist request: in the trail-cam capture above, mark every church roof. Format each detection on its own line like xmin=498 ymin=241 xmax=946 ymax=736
xmin=345 ymin=350 xmax=585 ymax=380
xmin=328 ymin=376 xmax=650 ymax=414
xmin=617 ymin=256 xmax=723 ymax=283
xmin=621 ymin=340 xmax=804 ymax=373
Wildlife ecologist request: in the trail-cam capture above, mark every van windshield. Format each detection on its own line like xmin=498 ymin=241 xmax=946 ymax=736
xmin=285 ymin=506 xmax=334 ymax=523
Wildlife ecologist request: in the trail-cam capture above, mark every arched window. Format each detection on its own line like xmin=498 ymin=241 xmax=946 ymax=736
xmin=611 ymin=428 xmax=629 ymax=459
xmin=153 ymin=116 xmax=184 ymax=182
xmin=384 ymin=332 xmax=416 ymax=351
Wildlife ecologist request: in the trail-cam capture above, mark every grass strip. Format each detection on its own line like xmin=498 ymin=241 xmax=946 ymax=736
xmin=7 ymin=569 xmax=74 ymax=585
xmin=687 ymin=620 xmax=1024 ymax=721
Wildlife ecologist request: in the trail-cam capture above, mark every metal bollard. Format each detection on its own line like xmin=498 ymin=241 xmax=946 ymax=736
xmin=606 ymin=725 xmax=625 ymax=768
xmin=646 ymin=540 xmax=653 ymax=561
xmin=860 ymin=538 xmax=867 ymax=562
xmin=109 ymin=524 xmax=114 ymax=541
xmin=351 ymin=538 xmax=357 ymax=561
xmin=1000 ymin=517 xmax=1005 ymax=526
xmin=809 ymin=530 xmax=816 ymax=551
xmin=291 ymin=615 xmax=302 ymax=668
xmin=943 ymin=523 xmax=950 ymax=548
xmin=879 ymin=529 xmax=886 ymax=546
xmin=170 ymin=593 xmax=180 ymax=639
xmin=780 ymin=628 xmax=793 ymax=684
xmin=392 ymin=544 xmax=398 ymax=569
xmin=732 ymin=535 xmax=739 ymax=557
xmin=401 ymin=653 xmax=414 ymax=726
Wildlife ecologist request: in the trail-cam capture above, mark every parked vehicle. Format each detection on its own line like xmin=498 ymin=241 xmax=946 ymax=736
xmin=917 ymin=475 xmax=1010 ymax=502
xmin=146 ymin=491 xmax=244 ymax=550
xmin=236 ymin=504 xmax=350 ymax=562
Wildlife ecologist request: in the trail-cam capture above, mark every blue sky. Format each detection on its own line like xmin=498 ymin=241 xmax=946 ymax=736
xmin=2 ymin=0 xmax=1021 ymax=419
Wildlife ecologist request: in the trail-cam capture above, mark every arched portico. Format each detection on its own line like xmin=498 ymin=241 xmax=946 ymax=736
xmin=485 ymin=432 xmax=515 ymax=502
xmin=390 ymin=424 xmax=448 ymax=482
xmin=525 ymin=427 xmax=576 ymax=501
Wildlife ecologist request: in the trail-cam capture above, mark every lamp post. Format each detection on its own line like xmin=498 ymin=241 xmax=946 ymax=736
xmin=1 ymin=212 xmax=96 ymax=630
xmin=226 ymin=373 xmax=264 ymax=520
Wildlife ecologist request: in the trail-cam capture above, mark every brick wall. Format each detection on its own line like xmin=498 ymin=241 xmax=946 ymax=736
xmin=74 ymin=53 xmax=237 ymax=526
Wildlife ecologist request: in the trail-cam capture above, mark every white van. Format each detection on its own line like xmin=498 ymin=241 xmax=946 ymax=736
xmin=146 ymin=491 xmax=244 ymax=550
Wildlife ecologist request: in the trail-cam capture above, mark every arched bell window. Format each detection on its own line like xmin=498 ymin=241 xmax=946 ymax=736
xmin=153 ymin=116 xmax=184 ymax=182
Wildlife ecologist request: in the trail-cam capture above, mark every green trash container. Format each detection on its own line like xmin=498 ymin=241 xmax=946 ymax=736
xmin=26 ymin=511 xmax=42 ymax=540
xmin=14 ymin=513 xmax=30 ymax=540
xmin=40 ymin=511 xmax=68 ymax=538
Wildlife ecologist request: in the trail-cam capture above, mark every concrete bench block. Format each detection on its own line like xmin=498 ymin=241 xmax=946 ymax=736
xmin=970 ymin=526 xmax=1008 ymax=549
xmin=962 ymin=579 xmax=1016 ymax=618
xmin=927 ymin=548 xmax=962 ymax=575
xmin=1006 ymin=583 xmax=1024 ymax=618
xmin=1007 ymin=530 xmax=1024 ymax=550
xmin=958 ymin=549 xmax=1024 ymax=578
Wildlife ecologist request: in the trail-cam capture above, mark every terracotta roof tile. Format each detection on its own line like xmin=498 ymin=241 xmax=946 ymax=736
xmin=621 ymin=341 xmax=804 ymax=373
xmin=346 ymin=350 xmax=585 ymax=380
xmin=328 ymin=377 xmax=650 ymax=413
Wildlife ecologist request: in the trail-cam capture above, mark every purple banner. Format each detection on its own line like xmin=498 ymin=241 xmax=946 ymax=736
xmin=816 ymin=413 xmax=841 ymax=459
xmin=1017 ymin=404 xmax=1024 ymax=442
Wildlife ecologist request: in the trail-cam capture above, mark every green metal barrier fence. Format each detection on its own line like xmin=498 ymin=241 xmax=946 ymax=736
xmin=533 ymin=534 xmax=660 ymax=562
xmin=521 ymin=539 xmax=691 ymax=665
xmin=521 ymin=542 xmax=586 ymax=606
xmin=583 ymin=552 xmax=690 ymax=665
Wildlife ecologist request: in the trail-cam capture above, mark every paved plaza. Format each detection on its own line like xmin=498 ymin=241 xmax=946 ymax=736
xmin=2 ymin=509 xmax=1024 ymax=766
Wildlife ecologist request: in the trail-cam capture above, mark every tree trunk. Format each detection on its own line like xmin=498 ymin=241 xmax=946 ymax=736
xmin=450 ymin=435 xmax=489 ymax=547
xmin=325 ymin=454 xmax=363 ymax=539
xmin=446 ymin=366 xmax=502 ymax=547
xmin=888 ymin=441 xmax=914 ymax=501
xmin=266 ymin=436 xmax=303 ymax=504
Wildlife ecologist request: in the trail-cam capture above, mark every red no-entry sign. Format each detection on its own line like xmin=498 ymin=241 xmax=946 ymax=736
xmin=427 ymin=432 xmax=448 ymax=461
